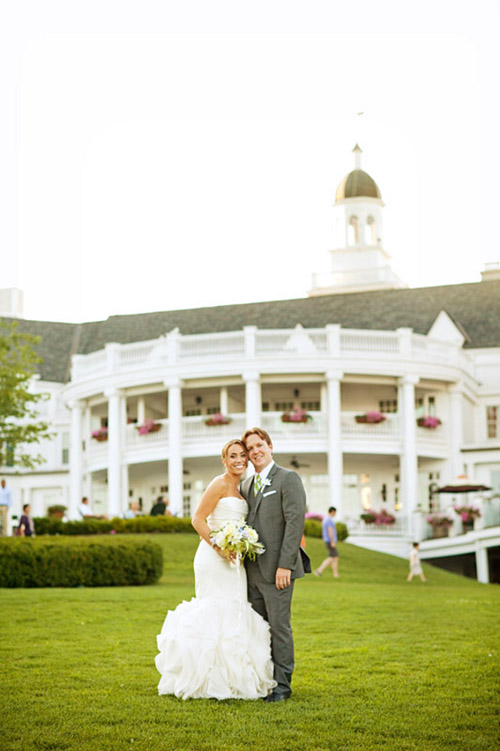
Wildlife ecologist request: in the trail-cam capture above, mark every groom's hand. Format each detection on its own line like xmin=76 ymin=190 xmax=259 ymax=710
xmin=275 ymin=567 xmax=291 ymax=590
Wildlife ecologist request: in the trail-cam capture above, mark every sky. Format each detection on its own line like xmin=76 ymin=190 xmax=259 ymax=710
xmin=1 ymin=0 xmax=499 ymax=324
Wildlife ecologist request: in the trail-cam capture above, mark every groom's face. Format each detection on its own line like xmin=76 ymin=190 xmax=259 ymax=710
xmin=245 ymin=434 xmax=273 ymax=472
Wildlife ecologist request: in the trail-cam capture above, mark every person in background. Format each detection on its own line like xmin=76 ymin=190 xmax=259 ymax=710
xmin=124 ymin=501 xmax=141 ymax=519
xmin=314 ymin=507 xmax=339 ymax=578
xmin=407 ymin=542 xmax=427 ymax=582
xmin=150 ymin=495 xmax=167 ymax=516
xmin=0 ymin=478 xmax=13 ymax=536
xmin=78 ymin=496 xmax=107 ymax=520
xmin=18 ymin=504 xmax=35 ymax=537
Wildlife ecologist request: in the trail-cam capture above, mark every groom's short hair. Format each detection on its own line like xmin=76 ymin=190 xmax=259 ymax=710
xmin=241 ymin=427 xmax=272 ymax=447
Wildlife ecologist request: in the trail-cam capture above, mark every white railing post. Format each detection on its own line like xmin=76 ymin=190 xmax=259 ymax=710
xmin=326 ymin=324 xmax=341 ymax=357
xmin=166 ymin=328 xmax=179 ymax=364
xmin=449 ymin=383 xmax=464 ymax=479
xmin=396 ymin=328 xmax=413 ymax=357
xmin=244 ymin=326 xmax=257 ymax=359
xmin=105 ymin=343 xmax=121 ymax=375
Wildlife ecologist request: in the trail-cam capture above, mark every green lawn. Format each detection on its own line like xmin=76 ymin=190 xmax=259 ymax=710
xmin=1 ymin=535 xmax=499 ymax=751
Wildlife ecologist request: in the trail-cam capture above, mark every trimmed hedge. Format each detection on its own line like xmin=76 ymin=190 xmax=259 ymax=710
xmin=33 ymin=515 xmax=196 ymax=536
xmin=0 ymin=537 xmax=163 ymax=588
xmin=304 ymin=519 xmax=348 ymax=541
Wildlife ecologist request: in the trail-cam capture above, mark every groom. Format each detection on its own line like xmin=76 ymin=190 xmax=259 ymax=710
xmin=241 ymin=427 xmax=310 ymax=703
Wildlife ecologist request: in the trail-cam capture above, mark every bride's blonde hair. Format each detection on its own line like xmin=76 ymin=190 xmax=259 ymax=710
xmin=221 ymin=439 xmax=247 ymax=461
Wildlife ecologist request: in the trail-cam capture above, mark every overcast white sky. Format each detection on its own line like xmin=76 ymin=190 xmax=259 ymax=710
xmin=2 ymin=0 xmax=499 ymax=323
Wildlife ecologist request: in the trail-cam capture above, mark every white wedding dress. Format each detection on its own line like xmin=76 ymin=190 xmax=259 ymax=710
xmin=155 ymin=496 xmax=276 ymax=700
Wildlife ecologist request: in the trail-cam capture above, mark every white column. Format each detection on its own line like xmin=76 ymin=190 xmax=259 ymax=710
xmin=244 ymin=371 xmax=261 ymax=428
xmin=475 ymin=541 xmax=489 ymax=584
xmin=68 ymin=400 xmax=84 ymax=520
xmin=449 ymin=385 xmax=464 ymax=480
xmin=122 ymin=464 xmax=129 ymax=515
xmin=399 ymin=376 xmax=419 ymax=522
xmin=137 ymin=396 xmax=146 ymax=425
xmin=220 ymin=386 xmax=228 ymax=416
xmin=166 ymin=379 xmax=183 ymax=516
xmin=326 ymin=371 xmax=343 ymax=517
xmin=105 ymin=388 xmax=122 ymax=518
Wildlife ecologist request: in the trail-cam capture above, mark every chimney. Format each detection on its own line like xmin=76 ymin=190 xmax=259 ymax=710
xmin=481 ymin=262 xmax=500 ymax=282
xmin=0 ymin=288 xmax=24 ymax=318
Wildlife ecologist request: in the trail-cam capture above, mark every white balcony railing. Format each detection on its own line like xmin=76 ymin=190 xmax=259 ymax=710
xmin=261 ymin=411 xmax=327 ymax=437
xmin=70 ymin=324 xmax=474 ymax=382
xmin=125 ymin=419 xmax=169 ymax=450
xmin=182 ymin=414 xmax=247 ymax=441
xmin=341 ymin=412 xmax=399 ymax=438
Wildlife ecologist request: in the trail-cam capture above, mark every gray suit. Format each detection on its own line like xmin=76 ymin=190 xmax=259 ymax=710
xmin=241 ymin=463 xmax=310 ymax=696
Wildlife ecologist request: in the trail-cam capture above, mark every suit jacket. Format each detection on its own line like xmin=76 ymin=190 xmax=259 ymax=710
xmin=241 ymin=463 xmax=310 ymax=583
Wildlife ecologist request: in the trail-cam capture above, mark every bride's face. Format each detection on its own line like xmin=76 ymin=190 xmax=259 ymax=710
xmin=223 ymin=445 xmax=248 ymax=476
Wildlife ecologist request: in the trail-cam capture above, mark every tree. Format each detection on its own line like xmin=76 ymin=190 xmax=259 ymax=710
xmin=0 ymin=319 xmax=52 ymax=469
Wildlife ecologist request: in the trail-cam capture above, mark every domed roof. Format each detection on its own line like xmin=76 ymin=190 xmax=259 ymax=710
xmin=335 ymin=169 xmax=382 ymax=202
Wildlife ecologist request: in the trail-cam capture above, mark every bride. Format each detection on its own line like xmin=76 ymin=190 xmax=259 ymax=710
xmin=155 ymin=439 xmax=276 ymax=700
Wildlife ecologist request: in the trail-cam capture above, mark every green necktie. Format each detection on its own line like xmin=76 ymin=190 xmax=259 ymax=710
xmin=254 ymin=474 xmax=262 ymax=496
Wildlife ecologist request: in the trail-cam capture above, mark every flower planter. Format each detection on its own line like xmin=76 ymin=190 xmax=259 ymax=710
xmin=355 ymin=413 xmax=386 ymax=424
xmin=205 ymin=419 xmax=231 ymax=426
xmin=281 ymin=415 xmax=310 ymax=423
xmin=462 ymin=520 xmax=474 ymax=534
xmin=432 ymin=526 xmax=449 ymax=538
xmin=92 ymin=435 xmax=108 ymax=442
xmin=137 ymin=422 xmax=161 ymax=435
xmin=417 ymin=417 xmax=442 ymax=429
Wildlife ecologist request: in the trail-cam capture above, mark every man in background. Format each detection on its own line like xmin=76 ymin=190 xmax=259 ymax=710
xmin=314 ymin=506 xmax=339 ymax=578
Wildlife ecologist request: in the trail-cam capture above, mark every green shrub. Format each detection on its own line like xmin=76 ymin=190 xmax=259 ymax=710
xmin=0 ymin=537 xmax=163 ymax=588
xmin=304 ymin=519 xmax=348 ymax=541
xmin=33 ymin=515 xmax=196 ymax=536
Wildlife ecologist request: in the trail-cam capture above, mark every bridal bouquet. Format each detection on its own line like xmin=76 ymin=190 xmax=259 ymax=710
xmin=210 ymin=519 xmax=265 ymax=562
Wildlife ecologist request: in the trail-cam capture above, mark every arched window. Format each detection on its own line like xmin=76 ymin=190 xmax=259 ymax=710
xmin=366 ymin=216 xmax=376 ymax=245
xmin=348 ymin=215 xmax=359 ymax=245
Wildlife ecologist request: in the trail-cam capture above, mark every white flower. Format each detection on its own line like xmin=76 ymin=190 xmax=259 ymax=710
xmin=261 ymin=478 xmax=272 ymax=488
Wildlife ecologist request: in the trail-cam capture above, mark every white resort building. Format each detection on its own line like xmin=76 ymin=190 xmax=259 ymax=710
xmin=2 ymin=146 xmax=500 ymax=583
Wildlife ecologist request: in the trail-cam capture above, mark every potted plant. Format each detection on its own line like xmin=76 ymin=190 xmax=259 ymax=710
xmin=426 ymin=513 xmax=453 ymax=538
xmin=91 ymin=427 xmax=108 ymax=442
xmin=47 ymin=504 xmax=67 ymax=519
xmin=360 ymin=511 xmax=377 ymax=524
xmin=355 ymin=411 xmax=386 ymax=424
xmin=136 ymin=419 xmax=161 ymax=435
xmin=417 ymin=416 xmax=442 ymax=429
xmin=281 ymin=408 xmax=312 ymax=423
xmin=374 ymin=509 xmax=396 ymax=526
xmin=205 ymin=413 xmax=231 ymax=426
xmin=453 ymin=505 xmax=481 ymax=533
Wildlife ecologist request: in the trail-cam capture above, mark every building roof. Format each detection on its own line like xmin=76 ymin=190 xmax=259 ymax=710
xmin=7 ymin=279 xmax=500 ymax=382
xmin=335 ymin=169 xmax=382 ymax=201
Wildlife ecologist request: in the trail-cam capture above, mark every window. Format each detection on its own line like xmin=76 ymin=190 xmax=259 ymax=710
xmin=275 ymin=401 xmax=294 ymax=411
xmin=185 ymin=409 xmax=201 ymax=416
xmin=347 ymin=215 xmax=359 ymax=245
xmin=415 ymin=398 xmax=424 ymax=418
xmin=428 ymin=396 xmax=436 ymax=416
xmin=261 ymin=402 xmax=270 ymax=412
xmin=62 ymin=432 xmax=69 ymax=465
xmin=206 ymin=406 xmax=221 ymax=415
xmin=379 ymin=399 xmax=398 ymax=413
xmin=487 ymin=406 xmax=498 ymax=438
xmin=301 ymin=401 xmax=320 ymax=411
xmin=366 ymin=216 xmax=376 ymax=245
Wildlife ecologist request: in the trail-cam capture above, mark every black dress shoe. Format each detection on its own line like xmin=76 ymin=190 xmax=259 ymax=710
xmin=263 ymin=691 xmax=291 ymax=703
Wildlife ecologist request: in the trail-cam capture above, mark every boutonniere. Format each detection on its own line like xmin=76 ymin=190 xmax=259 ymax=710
xmin=261 ymin=478 xmax=272 ymax=488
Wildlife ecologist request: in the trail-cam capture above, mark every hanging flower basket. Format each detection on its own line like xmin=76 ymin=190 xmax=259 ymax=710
xmin=91 ymin=428 xmax=108 ymax=442
xmin=136 ymin=419 xmax=161 ymax=435
xmin=426 ymin=514 xmax=453 ymax=537
xmin=355 ymin=411 xmax=386 ymax=424
xmin=205 ymin=413 xmax=232 ymax=426
xmin=360 ymin=509 xmax=396 ymax=525
xmin=417 ymin=416 xmax=442 ymax=429
xmin=453 ymin=505 xmax=481 ymax=523
xmin=281 ymin=409 xmax=312 ymax=423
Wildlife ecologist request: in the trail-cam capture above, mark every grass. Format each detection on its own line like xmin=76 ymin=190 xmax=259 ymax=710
xmin=0 ymin=535 xmax=499 ymax=751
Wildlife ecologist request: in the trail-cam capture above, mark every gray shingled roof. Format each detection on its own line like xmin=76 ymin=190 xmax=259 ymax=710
xmin=6 ymin=280 xmax=500 ymax=383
